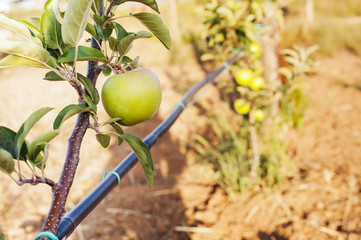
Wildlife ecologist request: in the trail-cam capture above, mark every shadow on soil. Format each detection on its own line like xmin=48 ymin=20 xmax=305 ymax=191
xmin=79 ymin=115 xmax=191 ymax=240
xmin=257 ymin=231 xmax=289 ymax=240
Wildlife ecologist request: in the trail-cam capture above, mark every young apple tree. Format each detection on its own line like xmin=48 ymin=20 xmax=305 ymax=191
xmin=0 ymin=0 xmax=171 ymax=238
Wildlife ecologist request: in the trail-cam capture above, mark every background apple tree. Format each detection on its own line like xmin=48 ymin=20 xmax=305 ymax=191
xmin=191 ymin=0 xmax=317 ymax=196
xmin=0 ymin=0 xmax=171 ymax=237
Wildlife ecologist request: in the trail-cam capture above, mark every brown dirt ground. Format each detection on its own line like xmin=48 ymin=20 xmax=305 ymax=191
xmin=76 ymin=50 xmax=361 ymax=240
xmin=1 ymin=46 xmax=361 ymax=240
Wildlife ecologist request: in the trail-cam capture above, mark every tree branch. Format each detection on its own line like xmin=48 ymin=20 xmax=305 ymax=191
xmin=18 ymin=177 xmax=56 ymax=188
xmin=40 ymin=37 xmax=102 ymax=238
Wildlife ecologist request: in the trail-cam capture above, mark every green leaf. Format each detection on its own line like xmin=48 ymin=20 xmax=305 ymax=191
xmin=41 ymin=5 xmax=63 ymax=49
xmin=0 ymin=55 xmax=46 ymax=69
xmin=19 ymin=140 xmax=29 ymax=161
xmin=112 ymin=22 xmax=128 ymax=40
xmin=50 ymin=0 xmax=61 ymax=21
xmin=93 ymin=14 xmax=106 ymax=27
xmin=95 ymin=25 xmax=113 ymax=41
xmin=0 ymin=41 xmax=50 ymax=65
xmin=84 ymin=95 xmax=97 ymax=112
xmin=28 ymin=129 xmax=59 ymax=161
xmin=116 ymin=31 xmax=152 ymax=57
xmin=31 ymin=17 xmax=41 ymax=28
xmin=43 ymin=71 xmax=64 ymax=81
xmin=129 ymin=56 xmax=140 ymax=69
xmin=121 ymin=134 xmax=153 ymax=187
xmin=53 ymin=104 xmax=91 ymax=130
xmin=102 ymin=67 xmax=112 ymax=76
xmin=108 ymin=36 xmax=119 ymax=52
xmin=96 ymin=134 xmax=111 ymax=148
xmin=17 ymin=20 xmax=44 ymax=43
xmin=58 ymin=45 xmax=109 ymax=63
xmin=101 ymin=117 xmax=123 ymax=126
xmin=119 ymin=0 xmax=159 ymax=13
xmin=29 ymin=142 xmax=49 ymax=169
xmin=131 ymin=12 xmax=172 ymax=49
xmin=109 ymin=123 xmax=124 ymax=146
xmin=0 ymin=126 xmax=17 ymax=158
xmin=101 ymin=27 xmax=113 ymax=41
xmin=15 ymin=107 xmax=53 ymax=157
xmin=77 ymin=73 xmax=100 ymax=104
xmin=86 ymin=23 xmax=98 ymax=40
xmin=121 ymin=56 xmax=132 ymax=63
xmin=0 ymin=13 xmax=42 ymax=45
xmin=92 ymin=0 xmax=103 ymax=15
xmin=0 ymin=148 xmax=14 ymax=174
xmin=47 ymin=56 xmax=58 ymax=69
xmin=62 ymin=0 xmax=93 ymax=46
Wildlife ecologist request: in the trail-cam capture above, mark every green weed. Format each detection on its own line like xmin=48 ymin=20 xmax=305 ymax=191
xmin=191 ymin=114 xmax=289 ymax=197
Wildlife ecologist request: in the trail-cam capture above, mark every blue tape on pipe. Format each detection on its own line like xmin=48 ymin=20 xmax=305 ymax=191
xmin=103 ymin=171 xmax=121 ymax=186
xmin=34 ymin=231 xmax=58 ymax=240
xmin=177 ymin=102 xmax=186 ymax=110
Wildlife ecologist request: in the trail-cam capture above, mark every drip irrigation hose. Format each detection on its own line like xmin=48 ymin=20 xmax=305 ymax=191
xmin=56 ymin=51 xmax=243 ymax=239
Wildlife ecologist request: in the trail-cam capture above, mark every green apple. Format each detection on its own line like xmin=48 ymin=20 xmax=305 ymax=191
xmin=235 ymin=69 xmax=253 ymax=86
xmin=101 ymin=68 xmax=162 ymax=126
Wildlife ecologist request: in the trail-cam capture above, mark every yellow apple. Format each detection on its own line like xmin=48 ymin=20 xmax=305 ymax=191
xmin=234 ymin=99 xmax=250 ymax=115
xmin=235 ymin=69 xmax=253 ymax=86
xmin=250 ymin=76 xmax=265 ymax=91
xmin=253 ymin=109 xmax=265 ymax=121
xmin=249 ymin=42 xmax=261 ymax=56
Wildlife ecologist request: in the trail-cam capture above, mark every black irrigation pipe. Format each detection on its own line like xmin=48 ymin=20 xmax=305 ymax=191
xmin=56 ymin=51 xmax=243 ymax=239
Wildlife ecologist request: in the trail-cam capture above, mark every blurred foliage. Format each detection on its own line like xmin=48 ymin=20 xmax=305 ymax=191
xmin=189 ymin=0 xmax=316 ymax=196
xmin=191 ymin=115 xmax=251 ymax=197
xmin=191 ymin=113 xmax=291 ymax=198
xmin=279 ymin=45 xmax=318 ymax=127
xmin=282 ymin=21 xmax=361 ymax=56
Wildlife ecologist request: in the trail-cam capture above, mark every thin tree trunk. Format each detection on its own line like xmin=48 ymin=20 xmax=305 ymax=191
xmin=40 ymin=38 xmax=102 ymax=240
xmin=305 ymin=0 xmax=314 ymax=23
xmin=261 ymin=1 xmax=280 ymax=117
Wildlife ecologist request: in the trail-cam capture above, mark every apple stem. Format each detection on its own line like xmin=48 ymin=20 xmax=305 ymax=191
xmin=119 ymin=65 xmax=127 ymax=73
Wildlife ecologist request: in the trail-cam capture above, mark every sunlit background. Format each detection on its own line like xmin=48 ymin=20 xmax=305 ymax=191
xmin=0 ymin=0 xmax=40 ymax=12
xmin=1 ymin=0 xmax=361 ymax=239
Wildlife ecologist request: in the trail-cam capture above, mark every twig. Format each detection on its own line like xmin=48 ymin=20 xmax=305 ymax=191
xmin=147 ymin=189 xmax=178 ymax=198
xmin=174 ymin=226 xmax=213 ymax=234
xmin=106 ymin=208 xmax=151 ymax=219
xmin=106 ymin=0 xmax=117 ymax=16
xmin=318 ymin=226 xmax=345 ymax=240
xmin=18 ymin=177 xmax=56 ymax=188
xmin=342 ymin=196 xmax=355 ymax=231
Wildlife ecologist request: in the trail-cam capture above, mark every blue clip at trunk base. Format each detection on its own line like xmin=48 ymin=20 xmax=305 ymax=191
xmin=34 ymin=231 xmax=58 ymax=240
